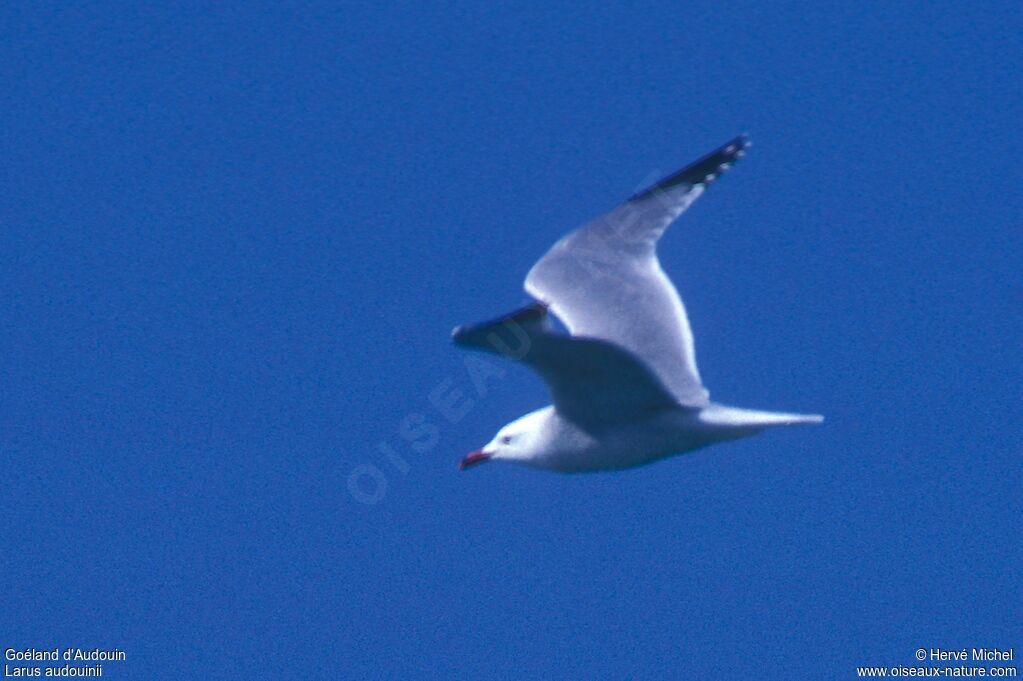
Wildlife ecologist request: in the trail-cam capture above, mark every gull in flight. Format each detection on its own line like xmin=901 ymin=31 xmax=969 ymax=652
xmin=453 ymin=135 xmax=822 ymax=473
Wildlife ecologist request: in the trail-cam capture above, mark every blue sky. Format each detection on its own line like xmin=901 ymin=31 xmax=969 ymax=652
xmin=2 ymin=2 xmax=1020 ymax=679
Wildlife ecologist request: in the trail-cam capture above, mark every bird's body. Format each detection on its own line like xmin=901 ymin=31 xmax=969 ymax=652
xmin=454 ymin=135 xmax=822 ymax=473
xmin=500 ymin=406 xmax=718 ymax=473
xmin=483 ymin=404 xmax=820 ymax=473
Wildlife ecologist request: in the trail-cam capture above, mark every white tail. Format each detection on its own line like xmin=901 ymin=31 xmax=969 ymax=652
xmin=699 ymin=404 xmax=824 ymax=429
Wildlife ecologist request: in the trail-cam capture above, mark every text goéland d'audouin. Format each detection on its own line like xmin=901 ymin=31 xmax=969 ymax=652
xmin=4 ymin=648 xmax=126 ymax=677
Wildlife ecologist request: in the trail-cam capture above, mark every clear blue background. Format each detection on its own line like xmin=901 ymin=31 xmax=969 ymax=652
xmin=2 ymin=2 xmax=1020 ymax=679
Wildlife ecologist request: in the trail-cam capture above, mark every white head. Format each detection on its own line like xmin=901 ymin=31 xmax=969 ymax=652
xmin=460 ymin=408 xmax=551 ymax=470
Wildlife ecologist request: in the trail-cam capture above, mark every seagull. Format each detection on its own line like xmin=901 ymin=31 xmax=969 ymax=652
xmin=452 ymin=135 xmax=822 ymax=473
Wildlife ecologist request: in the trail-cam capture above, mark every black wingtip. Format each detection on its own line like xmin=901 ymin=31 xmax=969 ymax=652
xmin=628 ymin=134 xmax=751 ymax=202
xmin=506 ymin=300 xmax=548 ymax=324
xmin=451 ymin=301 xmax=548 ymax=345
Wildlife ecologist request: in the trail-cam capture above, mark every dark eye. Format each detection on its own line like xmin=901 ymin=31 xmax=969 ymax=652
xmin=501 ymin=435 xmax=512 ymax=445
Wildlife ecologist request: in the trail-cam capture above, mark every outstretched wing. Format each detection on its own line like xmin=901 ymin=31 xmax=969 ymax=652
xmin=525 ymin=134 xmax=750 ymax=407
xmin=452 ymin=304 xmax=679 ymax=429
